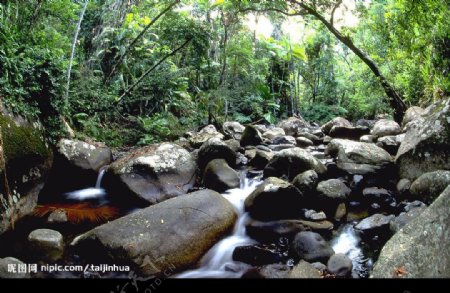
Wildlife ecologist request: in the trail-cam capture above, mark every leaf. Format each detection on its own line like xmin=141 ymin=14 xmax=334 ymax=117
xmin=211 ymin=0 xmax=225 ymax=8
xmin=33 ymin=203 xmax=120 ymax=224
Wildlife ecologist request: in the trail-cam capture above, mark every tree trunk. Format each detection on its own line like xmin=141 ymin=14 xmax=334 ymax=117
xmin=288 ymin=0 xmax=407 ymax=123
xmin=64 ymin=0 xmax=88 ymax=103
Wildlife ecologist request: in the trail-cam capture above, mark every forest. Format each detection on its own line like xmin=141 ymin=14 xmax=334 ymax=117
xmin=1 ymin=0 xmax=448 ymax=146
xmin=0 ymin=0 xmax=449 ymax=281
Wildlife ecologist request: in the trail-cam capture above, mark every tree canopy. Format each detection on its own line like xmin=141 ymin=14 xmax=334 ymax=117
xmin=0 ymin=0 xmax=448 ymax=146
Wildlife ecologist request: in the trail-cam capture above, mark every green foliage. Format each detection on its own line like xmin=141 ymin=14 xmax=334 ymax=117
xmin=301 ymin=103 xmax=348 ymax=124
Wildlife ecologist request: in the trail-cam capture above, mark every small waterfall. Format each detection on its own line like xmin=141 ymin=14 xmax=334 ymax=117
xmin=176 ymin=172 xmax=262 ymax=278
xmin=331 ymin=224 xmax=373 ymax=278
xmin=65 ymin=166 xmax=108 ymax=201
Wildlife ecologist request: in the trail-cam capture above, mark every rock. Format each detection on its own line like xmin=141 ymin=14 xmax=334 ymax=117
xmin=360 ymin=135 xmax=376 ymax=143
xmin=0 ymin=113 xmax=53 ymax=235
xmin=272 ymin=136 xmax=296 ymax=145
xmin=240 ymin=125 xmax=263 ymax=147
xmin=321 ymin=117 xmax=352 ymax=135
xmin=327 ymin=253 xmax=353 ymax=278
xmin=254 ymin=124 xmax=268 ymax=134
xmin=362 ymin=187 xmax=394 ymax=209
xmin=304 ymin=210 xmax=327 ymax=221
xmin=258 ymin=263 xmax=290 ymax=278
xmin=334 ymin=203 xmax=347 ymax=222
xmin=268 ymin=144 xmax=296 ymax=152
xmin=402 ymin=106 xmax=424 ymax=128
xmin=329 ymin=126 xmax=370 ymax=140
xmin=72 ymin=189 xmax=237 ymax=276
xmin=223 ymin=121 xmax=245 ymax=140
xmin=409 ymin=170 xmax=450 ymax=204
xmin=188 ymin=125 xmax=224 ymax=148
xmin=198 ymin=138 xmax=237 ymax=171
xmin=232 ymin=244 xmax=286 ymax=266
xmin=403 ymin=200 xmax=426 ymax=212
xmin=376 ymin=136 xmax=400 ymax=155
xmin=297 ymin=133 xmax=321 ymax=145
xmin=390 ymin=206 xmax=426 ymax=233
xmin=244 ymin=177 xmax=304 ymax=221
xmin=47 ymin=209 xmax=68 ymax=224
xmin=203 ymin=159 xmax=239 ymax=193
xmin=371 ymin=185 xmax=450 ymax=278
xmin=249 ymin=150 xmax=273 ymax=170
xmin=223 ymin=139 xmax=241 ymax=153
xmin=372 ymin=119 xmax=402 ymax=137
xmin=262 ymin=127 xmax=286 ymax=140
xmin=28 ymin=229 xmax=64 ymax=262
xmin=105 ymin=143 xmax=196 ymax=204
xmin=316 ymin=179 xmax=351 ymax=214
xmin=264 ymin=148 xmax=326 ymax=180
xmin=292 ymin=231 xmax=334 ymax=263
xmin=246 ymin=219 xmax=307 ymax=243
xmin=288 ymin=260 xmax=321 ymax=278
xmin=395 ymin=98 xmax=450 ymax=180
xmin=325 ymin=139 xmax=393 ymax=175
xmin=355 ymin=214 xmax=394 ymax=241
xmin=296 ymin=137 xmax=314 ymax=148
xmin=292 ymin=170 xmax=319 ymax=195
xmin=57 ymin=139 xmax=112 ymax=172
xmin=42 ymin=139 xmax=112 ymax=196
xmin=278 ymin=117 xmax=309 ymax=136
xmin=356 ymin=119 xmax=376 ymax=129
xmin=0 ymin=257 xmax=30 ymax=278
xmin=396 ymin=179 xmax=411 ymax=197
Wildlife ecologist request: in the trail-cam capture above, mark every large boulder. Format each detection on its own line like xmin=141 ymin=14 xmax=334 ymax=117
xmin=223 ymin=121 xmax=245 ymax=140
xmin=249 ymin=150 xmax=273 ymax=170
xmin=244 ymin=177 xmax=303 ymax=221
xmin=264 ymin=148 xmax=326 ymax=180
xmin=197 ymin=138 xmax=237 ymax=171
xmin=188 ymin=125 xmax=224 ymax=148
xmin=203 ymin=159 xmax=240 ymax=193
xmin=321 ymin=117 xmax=352 ymax=135
xmin=40 ymin=139 xmax=112 ymax=196
xmin=409 ymin=170 xmax=450 ymax=204
xmin=292 ymin=170 xmax=319 ymax=195
xmin=105 ymin=143 xmax=196 ymax=204
xmin=0 ymin=112 xmax=53 ymax=235
xmin=240 ymin=125 xmax=263 ymax=147
xmin=27 ymin=228 xmax=64 ymax=262
xmin=72 ymin=189 xmax=237 ymax=276
xmin=372 ymin=119 xmax=401 ymax=137
xmin=371 ymin=185 xmax=450 ymax=278
xmin=316 ymin=179 xmax=351 ymax=215
xmin=278 ymin=117 xmax=309 ymax=136
xmin=325 ymin=139 xmax=393 ymax=175
xmin=0 ymin=257 xmax=30 ymax=278
xmin=262 ymin=127 xmax=285 ymax=141
xmin=402 ymin=106 xmax=424 ymax=128
xmin=395 ymin=98 xmax=450 ymax=181
xmin=327 ymin=253 xmax=353 ymax=278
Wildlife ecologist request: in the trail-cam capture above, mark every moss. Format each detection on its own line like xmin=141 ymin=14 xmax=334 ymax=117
xmin=0 ymin=114 xmax=51 ymax=163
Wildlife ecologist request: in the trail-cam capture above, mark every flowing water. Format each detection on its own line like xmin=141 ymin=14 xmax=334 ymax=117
xmin=176 ymin=172 xmax=262 ymax=278
xmin=331 ymin=224 xmax=373 ymax=278
xmin=64 ymin=167 xmax=108 ymax=201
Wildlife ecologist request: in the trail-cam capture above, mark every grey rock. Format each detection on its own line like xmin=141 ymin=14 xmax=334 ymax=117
xmin=409 ymin=170 xmax=450 ymax=204
xmin=264 ymin=148 xmax=326 ymax=180
xmin=28 ymin=229 xmax=64 ymax=261
xmin=240 ymin=125 xmax=263 ymax=147
xmin=203 ymin=159 xmax=239 ymax=193
xmin=0 ymin=257 xmax=31 ymax=278
xmin=57 ymin=139 xmax=112 ymax=172
xmin=198 ymin=138 xmax=237 ymax=171
xmin=371 ymin=185 xmax=450 ymax=278
xmin=244 ymin=177 xmax=303 ymax=221
xmin=396 ymin=178 xmax=412 ymax=197
xmin=360 ymin=135 xmax=376 ymax=143
xmin=292 ymin=170 xmax=319 ymax=195
xmin=327 ymin=253 xmax=353 ymax=277
xmin=402 ymin=106 xmax=424 ymax=128
xmin=223 ymin=121 xmax=245 ymax=140
xmin=262 ymin=127 xmax=286 ymax=140
xmin=329 ymin=126 xmax=370 ymax=140
xmin=288 ymin=260 xmax=321 ymax=278
xmin=188 ymin=125 xmax=224 ymax=148
xmin=106 ymin=143 xmax=196 ymax=204
xmin=321 ymin=117 xmax=352 ymax=135
xmin=390 ymin=206 xmax=426 ymax=233
xmin=292 ymin=231 xmax=334 ymax=263
xmin=272 ymin=135 xmax=296 ymax=145
xmin=395 ymin=98 xmax=450 ymax=181
xmin=72 ymin=189 xmax=237 ymax=276
xmin=296 ymin=137 xmax=314 ymax=148
xmin=249 ymin=150 xmax=273 ymax=170
xmin=372 ymin=119 xmax=402 ymax=137
xmin=258 ymin=263 xmax=290 ymax=278
xmin=278 ymin=117 xmax=309 ymax=136
xmin=47 ymin=209 xmax=68 ymax=224
xmin=355 ymin=214 xmax=394 ymax=233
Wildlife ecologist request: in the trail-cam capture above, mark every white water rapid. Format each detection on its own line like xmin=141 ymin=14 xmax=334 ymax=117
xmin=65 ymin=167 xmax=108 ymax=201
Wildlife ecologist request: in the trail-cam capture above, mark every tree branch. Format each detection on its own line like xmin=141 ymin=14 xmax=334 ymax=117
xmin=105 ymin=0 xmax=180 ymax=84
xmin=116 ymin=38 xmax=192 ymax=104
xmin=330 ymin=0 xmax=343 ymax=27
